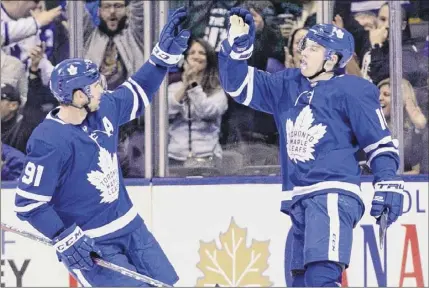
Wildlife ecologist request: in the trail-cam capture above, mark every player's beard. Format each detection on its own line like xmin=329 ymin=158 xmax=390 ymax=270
xmin=98 ymin=16 xmax=128 ymax=37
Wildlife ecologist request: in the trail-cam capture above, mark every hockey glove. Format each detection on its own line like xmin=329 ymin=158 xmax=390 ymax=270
xmin=53 ymin=224 xmax=102 ymax=270
xmin=150 ymin=7 xmax=190 ymax=68
xmin=370 ymin=181 xmax=404 ymax=227
xmin=220 ymin=7 xmax=255 ymax=60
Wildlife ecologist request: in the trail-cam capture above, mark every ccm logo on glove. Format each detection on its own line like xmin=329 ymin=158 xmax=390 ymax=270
xmin=54 ymin=226 xmax=84 ymax=252
xmin=154 ymin=46 xmax=170 ymax=60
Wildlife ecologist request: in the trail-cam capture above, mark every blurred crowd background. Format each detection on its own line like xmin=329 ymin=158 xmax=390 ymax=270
xmin=1 ymin=0 xmax=428 ymax=180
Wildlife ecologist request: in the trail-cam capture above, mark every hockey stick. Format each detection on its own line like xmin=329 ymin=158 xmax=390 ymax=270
xmin=0 ymin=222 xmax=172 ymax=287
xmin=379 ymin=208 xmax=389 ymax=250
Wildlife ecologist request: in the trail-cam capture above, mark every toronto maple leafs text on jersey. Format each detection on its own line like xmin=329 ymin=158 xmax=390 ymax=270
xmin=286 ymin=105 xmax=327 ymax=163
xmin=14 ymin=62 xmax=167 ymax=240
xmin=218 ymin=51 xmax=400 ymax=208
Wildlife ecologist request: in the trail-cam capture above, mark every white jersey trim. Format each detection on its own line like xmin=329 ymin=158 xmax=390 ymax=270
xmin=367 ymin=147 xmax=399 ymax=167
xmin=46 ymin=110 xmax=66 ymax=125
xmin=227 ymin=69 xmax=250 ymax=97
xmin=73 ymin=269 xmax=92 ymax=287
xmin=327 ymin=193 xmax=340 ymax=262
xmin=128 ymin=77 xmax=150 ymax=107
xmin=283 ymin=181 xmax=362 ymax=200
xmin=84 ymin=206 xmax=138 ymax=238
xmin=122 ymin=82 xmax=139 ymax=120
xmin=14 ymin=201 xmax=46 ymax=213
xmin=243 ymin=66 xmax=255 ymax=106
xmin=363 ymin=136 xmax=392 ymax=153
xmin=229 ymin=44 xmax=254 ymax=60
xmin=16 ymin=188 xmax=52 ymax=202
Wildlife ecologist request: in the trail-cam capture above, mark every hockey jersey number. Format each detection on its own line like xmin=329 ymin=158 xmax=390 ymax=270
xmin=21 ymin=162 xmax=45 ymax=187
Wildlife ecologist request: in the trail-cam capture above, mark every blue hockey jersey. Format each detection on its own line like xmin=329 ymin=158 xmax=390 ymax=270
xmin=14 ymin=61 xmax=166 ymax=241
xmin=219 ymin=53 xmax=400 ymax=210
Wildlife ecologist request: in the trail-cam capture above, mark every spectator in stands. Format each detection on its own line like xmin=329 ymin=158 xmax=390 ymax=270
xmin=1 ymin=43 xmax=58 ymax=154
xmin=37 ymin=0 xmax=69 ymax=66
xmin=354 ymin=11 xmax=377 ymax=31
xmin=363 ymin=3 xmax=428 ymax=88
xmin=1 ymin=49 xmax=28 ymax=105
xmin=284 ymin=27 xmax=308 ymax=68
xmin=84 ymin=0 xmax=144 ymax=90
xmin=1 ymin=84 xmax=23 ymax=147
xmin=1 ymin=0 xmax=62 ymax=86
xmin=167 ymin=38 xmax=227 ymax=168
xmin=1 ymin=143 xmax=25 ymax=181
xmin=378 ymin=78 xmax=427 ymax=174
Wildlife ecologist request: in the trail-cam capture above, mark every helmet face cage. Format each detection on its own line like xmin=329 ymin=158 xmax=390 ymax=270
xmin=297 ymin=37 xmax=306 ymax=53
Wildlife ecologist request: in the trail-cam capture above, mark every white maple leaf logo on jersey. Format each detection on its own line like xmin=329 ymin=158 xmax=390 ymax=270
xmin=286 ymin=105 xmax=327 ymax=163
xmin=87 ymin=147 xmax=120 ymax=203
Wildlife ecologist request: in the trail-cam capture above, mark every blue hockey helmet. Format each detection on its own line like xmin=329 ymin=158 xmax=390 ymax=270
xmin=49 ymin=58 xmax=103 ymax=104
xmin=299 ymin=24 xmax=355 ymax=68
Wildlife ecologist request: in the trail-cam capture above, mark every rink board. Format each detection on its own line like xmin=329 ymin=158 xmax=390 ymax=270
xmin=1 ymin=177 xmax=427 ymax=287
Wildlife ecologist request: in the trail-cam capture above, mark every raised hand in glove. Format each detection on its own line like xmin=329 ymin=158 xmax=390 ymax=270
xmin=220 ymin=7 xmax=255 ymax=60
xmin=370 ymin=181 xmax=404 ymax=227
xmin=53 ymin=224 xmax=102 ymax=270
xmin=150 ymin=7 xmax=190 ymax=68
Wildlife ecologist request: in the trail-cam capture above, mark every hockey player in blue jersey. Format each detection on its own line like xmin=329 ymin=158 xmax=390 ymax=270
xmin=13 ymin=7 xmax=190 ymax=287
xmin=219 ymin=8 xmax=404 ymax=287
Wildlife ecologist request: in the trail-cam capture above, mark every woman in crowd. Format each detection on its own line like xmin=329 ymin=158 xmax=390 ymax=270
xmin=378 ymin=78 xmax=427 ymax=174
xmin=167 ymin=38 xmax=228 ymax=168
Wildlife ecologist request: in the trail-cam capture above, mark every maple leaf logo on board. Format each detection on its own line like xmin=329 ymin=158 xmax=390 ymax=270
xmin=196 ymin=218 xmax=272 ymax=287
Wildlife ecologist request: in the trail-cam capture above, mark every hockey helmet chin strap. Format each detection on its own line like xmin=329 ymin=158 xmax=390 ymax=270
xmin=68 ymin=90 xmax=93 ymax=113
xmin=69 ymin=75 xmax=106 ymax=113
xmin=307 ymin=61 xmax=328 ymax=80
xmin=307 ymin=50 xmax=339 ymax=80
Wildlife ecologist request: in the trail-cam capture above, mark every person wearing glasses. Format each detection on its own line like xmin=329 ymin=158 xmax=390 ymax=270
xmin=84 ymin=0 xmax=144 ymax=91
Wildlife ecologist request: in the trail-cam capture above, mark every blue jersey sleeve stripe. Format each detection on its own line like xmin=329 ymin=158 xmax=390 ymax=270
xmin=128 ymin=77 xmax=150 ymax=107
xmin=122 ymin=81 xmax=139 ymax=121
xmin=16 ymin=188 xmax=52 ymax=202
xmin=367 ymin=147 xmax=399 ymax=167
xmin=14 ymin=201 xmax=46 ymax=213
xmin=363 ymin=135 xmax=392 ymax=153
xmin=242 ymin=66 xmax=255 ymax=106
xmin=227 ymin=68 xmax=250 ymax=97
